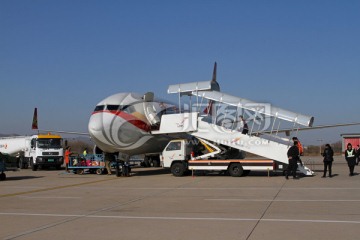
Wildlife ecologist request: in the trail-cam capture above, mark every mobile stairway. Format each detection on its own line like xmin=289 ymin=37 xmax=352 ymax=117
xmin=152 ymin=79 xmax=315 ymax=176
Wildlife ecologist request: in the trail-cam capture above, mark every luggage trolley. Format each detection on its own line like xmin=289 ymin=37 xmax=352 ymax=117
xmin=68 ymin=154 xmax=105 ymax=175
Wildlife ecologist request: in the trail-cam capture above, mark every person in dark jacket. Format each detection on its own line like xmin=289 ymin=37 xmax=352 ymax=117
xmin=321 ymin=144 xmax=334 ymax=178
xmin=286 ymin=141 xmax=300 ymax=179
xmin=345 ymin=143 xmax=357 ymax=176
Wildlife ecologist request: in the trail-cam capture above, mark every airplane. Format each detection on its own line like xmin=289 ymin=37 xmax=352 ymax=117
xmin=87 ymin=65 xmax=220 ymax=166
xmin=37 ymin=63 xmax=360 ymax=168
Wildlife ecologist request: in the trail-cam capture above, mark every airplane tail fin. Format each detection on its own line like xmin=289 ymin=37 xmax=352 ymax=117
xmin=212 ymin=62 xmax=217 ymax=83
xmin=203 ymin=101 xmax=214 ymax=115
xmin=32 ymin=108 xmax=38 ymax=130
xmin=204 ymin=62 xmax=218 ymax=116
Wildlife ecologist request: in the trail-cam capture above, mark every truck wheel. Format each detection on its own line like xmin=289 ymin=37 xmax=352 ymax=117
xmin=171 ymin=162 xmax=185 ymax=177
xmin=96 ymin=168 xmax=103 ymax=175
xmin=143 ymin=157 xmax=151 ymax=167
xmin=152 ymin=159 xmax=160 ymax=167
xmin=228 ymin=163 xmax=243 ymax=177
xmin=18 ymin=157 xmax=25 ymax=169
xmin=31 ymin=162 xmax=38 ymax=171
xmin=0 ymin=173 xmax=6 ymax=181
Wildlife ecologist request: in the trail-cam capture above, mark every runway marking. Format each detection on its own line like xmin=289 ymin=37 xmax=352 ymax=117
xmin=19 ymin=196 xmax=82 ymax=199
xmin=205 ymin=199 xmax=360 ymax=202
xmin=1 ymin=212 xmax=360 ymax=224
xmin=69 ymin=187 xmax=360 ymax=190
xmin=0 ymin=178 xmax=120 ymax=198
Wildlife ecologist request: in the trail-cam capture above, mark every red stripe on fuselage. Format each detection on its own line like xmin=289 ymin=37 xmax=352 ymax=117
xmin=92 ymin=110 xmax=151 ymax=132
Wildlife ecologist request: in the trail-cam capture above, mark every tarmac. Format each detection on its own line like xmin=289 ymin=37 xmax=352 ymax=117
xmin=1 ymin=156 xmax=360 ymax=240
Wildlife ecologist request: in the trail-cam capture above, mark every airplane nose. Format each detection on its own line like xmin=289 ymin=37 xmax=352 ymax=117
xmin=88 ymin=112 xmax=114 ymax=153
xmin=88 ymin=113 xmax=104 ymax=132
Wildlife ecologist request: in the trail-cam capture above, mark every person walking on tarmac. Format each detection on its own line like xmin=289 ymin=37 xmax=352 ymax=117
xmin=286 ymin=140 xmax=300 ymax=179
xmin=321 ymin=144 xmax=334 ymax=178
xmin=345 ymin=143 xmax=357 ymax=176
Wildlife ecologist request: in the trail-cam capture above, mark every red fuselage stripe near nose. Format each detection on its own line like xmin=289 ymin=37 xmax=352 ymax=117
xmin=92 ymin=110 xmax=151 ymax=132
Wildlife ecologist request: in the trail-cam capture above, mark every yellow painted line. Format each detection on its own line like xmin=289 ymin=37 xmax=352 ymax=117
xmin=0 ymin=177 xmax=119 ymax=198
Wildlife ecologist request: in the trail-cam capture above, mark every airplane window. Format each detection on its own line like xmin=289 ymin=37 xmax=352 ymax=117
xmin=94 ymin=105 xmax=105 ymax=111
xmin=107 ymin=105 xmax=120 ymax=111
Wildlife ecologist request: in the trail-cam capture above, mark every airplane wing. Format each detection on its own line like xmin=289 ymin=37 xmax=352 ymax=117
xmin=36 ymin=129 xmax=89 ymax=136
xmin=260 ymin=122 xmax=360 ymax=136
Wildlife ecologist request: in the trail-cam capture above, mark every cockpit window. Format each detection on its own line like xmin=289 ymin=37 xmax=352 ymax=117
xmin=107 ymin=105 xmax=120 ymax=111
xmin=94 ymin=104 xmax=135 ymax=113
xmin=120 ymin=105 xmax=131 ymax=112
xmin=94 ymin=105 xmax=105 ymax=111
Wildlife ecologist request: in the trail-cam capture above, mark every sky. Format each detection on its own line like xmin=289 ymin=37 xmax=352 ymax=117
xmin=1 ymin=0 xmax=359 ymax=145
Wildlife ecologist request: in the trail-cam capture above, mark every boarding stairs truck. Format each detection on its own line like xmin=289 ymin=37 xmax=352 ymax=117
xmin=0 ymin=133 xmax=64 ymax=171
xmin=154 ymin=80 xmax=314 ymax=177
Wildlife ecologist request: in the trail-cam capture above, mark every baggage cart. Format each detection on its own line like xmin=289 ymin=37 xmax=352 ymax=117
xmin=68 ymin=154 xmax=106 ymax=175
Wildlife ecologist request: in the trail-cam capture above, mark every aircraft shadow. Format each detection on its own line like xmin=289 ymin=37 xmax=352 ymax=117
xmin=131 ymin=168 xmax=170 ymax=176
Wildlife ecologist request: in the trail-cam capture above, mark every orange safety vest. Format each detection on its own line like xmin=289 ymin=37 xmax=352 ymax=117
xmin=65 ymin=150 xmax=71 ymax=164
xmin=297 ymin=141 xmax=304 ymax=155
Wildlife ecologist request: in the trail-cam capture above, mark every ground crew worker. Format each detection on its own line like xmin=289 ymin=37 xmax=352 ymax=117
xmin=321 ymin=144 xmax=334 ymax=178
xmin=292 ymin=137 xmax=303 ymax=155
xmin=64 ymin=147 xmax=72 ymax=173
xmin=292 ymin=137 xmax=303 ymax=166
xmin=286 ymin=141 xmax=300 ymax=179
xmin=104 ymin=153 xmax=114 ymax=175
xmin=345 ymin=143 xmax=357 ymax=176
xmin=83 ymin=148 xmax=87 ymax=157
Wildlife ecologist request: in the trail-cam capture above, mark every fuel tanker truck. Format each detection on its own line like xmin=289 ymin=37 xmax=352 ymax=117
xmin=0 ymin=133 xmax=64 ymax=171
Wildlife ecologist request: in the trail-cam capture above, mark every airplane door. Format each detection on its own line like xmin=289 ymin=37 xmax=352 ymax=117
xmin=143 ymin=92 xmax=161 ymax=126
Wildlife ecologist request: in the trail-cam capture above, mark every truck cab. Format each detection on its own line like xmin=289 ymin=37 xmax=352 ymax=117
xmin=25 ymin=134 xmax=64 ymax=171
xmin=161 ymin=139 xmax=192 ymax=176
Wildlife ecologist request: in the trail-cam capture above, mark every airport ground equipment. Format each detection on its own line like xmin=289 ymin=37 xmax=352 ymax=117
xmin=156 ymin=80 xmax=314 ymax=176
xmin=68 ymin=154 xmax=105 ymax=175
xmin=161 ymin=138 xmax=291 ymax=177
xmin=0 ymin=153 xmax=18 ymax=180
xmin=68 ymin=154 xmax=131 ymax=176
xmin=0 ymin=134 xmax=64 ymax=171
